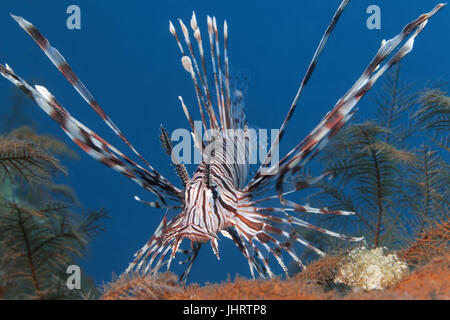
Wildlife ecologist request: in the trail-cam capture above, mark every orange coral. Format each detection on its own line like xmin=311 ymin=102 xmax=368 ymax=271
xmin=101 ymin=221 xmax=450 ymax=300
xmin=165 ymin=277 xmax=336 ymax=300
xmin=294 ymin=254 xmax=341 ymax=287
xmin=102 ymin=255 xmax=449 ymax=300
xmin=398 ymin=220 xmax=449 ymax=266
xmin=390 ymin=255 xmax=449 ymax=299
xmin=343 ymin=254 xmax=449 ymax=300
xmin=101 ymin=272 xmax=180 ymax=300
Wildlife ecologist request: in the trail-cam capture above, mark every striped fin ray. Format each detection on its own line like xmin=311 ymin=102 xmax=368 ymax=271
xmin=251 ymin=0 xmax=350 ymax=185
xmin=229 ymin=224 xmax=274 ymax=279
xmin=230 ymin=198 xmax=365 ymax=278
xmin=0 ymin=63 xmax=181 ymax=205
xmin=229 ymin=205 xmax=330 ymax=278
xmin=223 ymin=20 xmax=232 ymax=125
xmin=125 ymin=213 xmax=207 ymax=278
xmin=223 ymin=227 xmax=263 ymax=279
xmin=212 ymin=16 xmax=229 ymax=129
xmin=246 ymin=3 xmax=445 ymax=197
xmin=251 ymin=208 xmax=363 ymax=242
xmin=191 ymin=12 xmax=221 ymax=130
xmin=170 ymin=17 xmax=217 ymax=132
xmin=279 ymin=211 xmax=363 ymax=241
xmin=255 ymin=202 xmax=355 ymax=216
xmin=10 ymin=14 xmax=163 ymax=177
xmin=180 ymin=53 xmax=210 ymax=135
xmin=177 ymin=96 xmax=204 ymax=151
xmin=126 ymin=215 xmax=181 ymax=275
xmin=207 ymin=15 xmax=226 ymax=129
xmin=178 ymin=242 xmax=202 ymax=284
xmin=159 ymin=125 xmax=190 ymax=187
xmin=170 ymin=13 xmax=235 ymax=131
xmin=272 ymin=3 xmax=445 ymax=197
xmin=134 ymin=195 xmax=182 ymax=209
xmin=247 ymin=170 xmax=332 ymax=200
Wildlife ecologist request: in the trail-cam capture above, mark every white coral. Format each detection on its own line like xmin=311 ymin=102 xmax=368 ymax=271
xmin=334 ymin=246 xmax=408 ymax=290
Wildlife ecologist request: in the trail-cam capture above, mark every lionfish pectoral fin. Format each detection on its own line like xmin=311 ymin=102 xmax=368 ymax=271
xmin=251 ymin=0 xmax=351 ymax=185
xmin=166 ymin=236 xmax=184 ymax=271
xmin=272 ymin=3 xmax=446 ymax=197
xmin=246 ymin=3 xmax=446 ymax=199
xmin=11 ymin=15 xmax=149 ymax=169
xmin=0 ymin=64 xmax=182 ymax=205
xmin=126 ymin=216 xmax=183 ymax=275
xmin=230 ymin=197 xmax=362 ymax=278
xmin=134 ymin=195 xmax=182 ymax=209
xmin=220 ymin=229 xmax=233 ymax=240
xmin=4 ymin=14 xmax=183 ymax=203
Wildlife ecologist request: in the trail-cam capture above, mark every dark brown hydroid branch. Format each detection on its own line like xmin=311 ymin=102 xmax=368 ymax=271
xmin=0 ymin=138 xmax=66 ymax=185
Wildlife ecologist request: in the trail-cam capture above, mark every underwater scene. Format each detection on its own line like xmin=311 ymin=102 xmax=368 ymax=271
xmin=0 ymin=0 xmax=448 ymax=302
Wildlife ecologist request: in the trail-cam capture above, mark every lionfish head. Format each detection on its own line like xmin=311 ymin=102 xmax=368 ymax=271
xmin=126 ymin=173 xmax=231 ymax=275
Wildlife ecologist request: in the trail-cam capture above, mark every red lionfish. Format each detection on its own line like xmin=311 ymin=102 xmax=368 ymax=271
xmin=0 ymin=1 xmax=445 ymax=282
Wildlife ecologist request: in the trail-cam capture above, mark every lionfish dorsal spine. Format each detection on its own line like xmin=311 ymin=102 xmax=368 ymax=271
xmin=159 ymin=125 xmax=190 ymax=187
xmin=171 ymin=12 xmax=236 ymax=137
